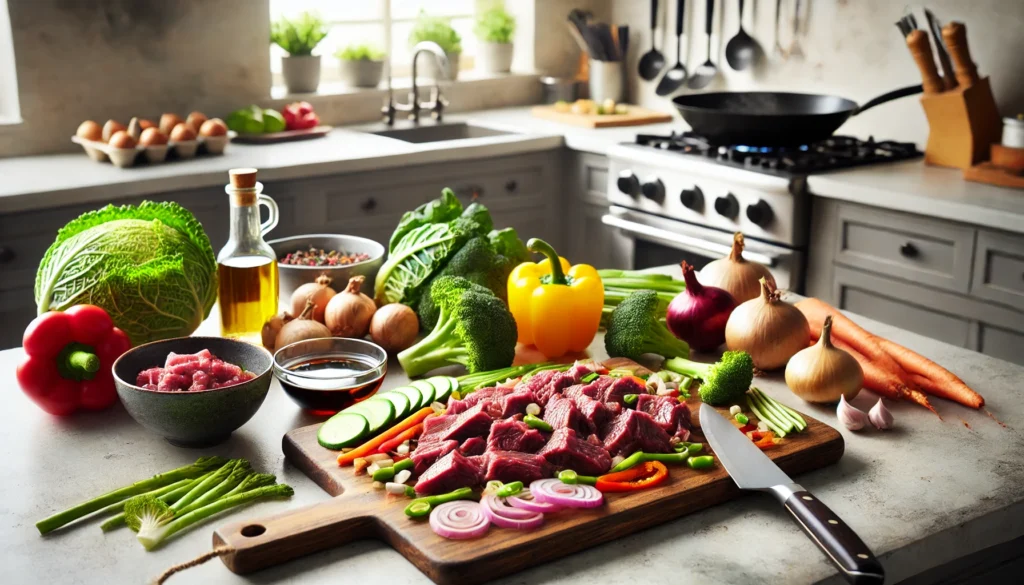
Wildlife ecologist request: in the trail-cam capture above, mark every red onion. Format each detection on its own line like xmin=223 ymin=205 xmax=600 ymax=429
xmin=667 ymin=261 xmax=737 ymax=352
xmin=508 ymin=489 xmax=562 ymax=514
xmin=429 ymin=501 xmax=490 ymax=540
xmin=529 ymin=479 xmax=603 ymax=508
xmin=480 ymin=495 xmax=545 ymax=530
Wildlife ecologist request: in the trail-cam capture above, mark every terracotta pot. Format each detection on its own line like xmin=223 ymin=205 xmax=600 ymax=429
xmin=282 ymin=55 xmax=321 ymax=94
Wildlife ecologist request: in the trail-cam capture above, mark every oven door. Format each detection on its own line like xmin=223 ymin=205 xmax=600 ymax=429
xmin=601 ymin=206 xmax=805 ymax=292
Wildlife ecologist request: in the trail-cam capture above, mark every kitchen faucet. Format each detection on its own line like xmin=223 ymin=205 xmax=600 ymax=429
xmin=382 ymin=41 xmax=450 ymax=126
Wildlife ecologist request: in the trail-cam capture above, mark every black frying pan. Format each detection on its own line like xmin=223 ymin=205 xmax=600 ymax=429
xmin=672 ymin=84 xmax=923 ymax=146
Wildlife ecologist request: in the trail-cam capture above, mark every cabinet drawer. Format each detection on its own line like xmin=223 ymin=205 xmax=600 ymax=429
xmin=970 ymin=229 xmax=1024 ymax=311
xmin=575 ymin=152 xmax=609 ymax=204
xmin=978 ymin=323 xmax=1024 ymax=366
xmin=0 ymin=286 xmax=36 ymax=349
xmin=835 ymin=204 xmax=974 ymax=293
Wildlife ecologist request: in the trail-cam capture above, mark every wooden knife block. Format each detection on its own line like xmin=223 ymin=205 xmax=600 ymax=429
xmin=920 ymin=76 xmax=1002 ymax=169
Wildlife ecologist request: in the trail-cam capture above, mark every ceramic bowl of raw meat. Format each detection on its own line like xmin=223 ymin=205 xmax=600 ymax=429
xmin=112 ymin=337 xmax=273 ymax=447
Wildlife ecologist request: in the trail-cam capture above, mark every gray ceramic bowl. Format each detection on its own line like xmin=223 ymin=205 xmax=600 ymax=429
xmin=268 ymin=234 xmax=385 ymax=307
xmin=113 ymin=337 xmax=273 ymax=447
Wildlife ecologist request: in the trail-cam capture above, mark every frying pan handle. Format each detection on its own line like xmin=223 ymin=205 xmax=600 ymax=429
xmin=651 ymin=0 xmax=659 ymax=31
xmin=213 ymin=497 xmax=376 ymax=574
xmin=676 ymin=0 xmax=685 ymax=36
xmin=852 ymin=84 xmax=923 ymax=116
xmin=705 ymin=0 xmax=714 ymax=35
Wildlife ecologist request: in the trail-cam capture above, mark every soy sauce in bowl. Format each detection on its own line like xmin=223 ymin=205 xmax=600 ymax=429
xmin=273 ymin=338 xmax=387 ymax=415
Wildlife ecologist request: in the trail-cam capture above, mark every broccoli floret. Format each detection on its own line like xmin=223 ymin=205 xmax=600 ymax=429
xmin=416 ymin=269 xmax=494 ymax=331
xmin=664 ymin=351 xmax=754 ymax=406
xmin=604 ymin=290 xmax=690 ymax=361
xmin=398 ymin=276 xmax=518 ymax=377
xmin=415 ymin=237 xmax=517 ymax=330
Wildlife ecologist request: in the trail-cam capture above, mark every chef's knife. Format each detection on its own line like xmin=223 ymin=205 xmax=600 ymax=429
xmin=700 ymin=403 xmax=885 ymax=584
xmin=906 ymin=30 xmax=944 ymax=94
xmin=924 ymin=8 xmax=957 ymax=90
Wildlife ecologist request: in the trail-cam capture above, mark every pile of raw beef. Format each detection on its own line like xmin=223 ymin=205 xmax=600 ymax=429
xmin=412 ymin=364 xmax=692 ymax=495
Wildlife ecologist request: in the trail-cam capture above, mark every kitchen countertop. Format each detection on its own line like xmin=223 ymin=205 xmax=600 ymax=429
xmin=2 ymin=276 xmax=1023 ymax=585
xmin=2 ymin=106 xmax=1022 ymax=235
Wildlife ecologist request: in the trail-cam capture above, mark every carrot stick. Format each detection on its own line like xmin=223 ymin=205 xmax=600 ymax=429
xmin=337 ymin=407 xmax=434 ymax=466
xmin=375 ymin=423 xmax=424 ymax=455
xmin=797 ymin=298 xmax=912 ymax=382
xmin=875 ymin=338 xmax=984 ymax=409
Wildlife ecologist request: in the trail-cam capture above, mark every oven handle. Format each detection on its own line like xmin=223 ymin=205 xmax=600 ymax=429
xmin=601 ymin=214 xmax=778 ymax=267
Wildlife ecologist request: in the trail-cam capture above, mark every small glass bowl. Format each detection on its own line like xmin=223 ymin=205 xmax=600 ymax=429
xmin=273 ymin=337 xmax=387 ymax=415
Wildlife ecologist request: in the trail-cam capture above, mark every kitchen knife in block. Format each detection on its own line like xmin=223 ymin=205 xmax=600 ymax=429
xmin=924 ymin=9 xmax=956 ymax=90
xmin=920 ymin=77 xmax=1002 ymax=169
xmin=942 ymin=22 xmax=978 ymax=89
xmin=906 ymin=30 xmax=944 ymax=94
xmin=700 ymin=404 xmax=884 ymax=585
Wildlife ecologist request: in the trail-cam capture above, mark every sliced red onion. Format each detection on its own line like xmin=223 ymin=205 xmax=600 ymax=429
xmin=480 ymin=498 xmax=544 ymax=530
xmin=482 ymin=493 xmax=539 ymax=520
xmin=507 ymin=488 xmax=561 ymax=514
xmin=429 ymin=501 xmax=489 ymax=540
xmin=529 ymin=479 xmax=603 ymax=508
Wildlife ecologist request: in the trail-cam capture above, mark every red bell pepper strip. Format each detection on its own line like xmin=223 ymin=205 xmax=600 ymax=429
xmin=16 ymin=305 xmax=131 ymax=415
xmin=595 ymin=461 xmax=669 ymax=492
xmin=747 ymin=430 xmax=777 ymax=450
xmin=376 ymin=423 xmax=423 ymax=455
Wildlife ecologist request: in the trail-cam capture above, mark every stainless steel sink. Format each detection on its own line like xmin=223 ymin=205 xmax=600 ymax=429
xmin=370 ymin=123 xmax=515 ymax=143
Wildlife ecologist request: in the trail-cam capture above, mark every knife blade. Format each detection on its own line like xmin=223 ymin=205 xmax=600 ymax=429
xmin=700 ymin=403 xmax=885 ymax=585
xmin=924 ymin=8 xmax=957 ymax=90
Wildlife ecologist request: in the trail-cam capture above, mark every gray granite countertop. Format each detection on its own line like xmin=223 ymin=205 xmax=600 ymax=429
xmin=2 ymin=270 xmax=1023 ymax=585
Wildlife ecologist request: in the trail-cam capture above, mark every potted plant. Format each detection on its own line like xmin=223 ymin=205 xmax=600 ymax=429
xmin=336 ymin=44 xmax=386 ymax=88
xmin=474 ymin=4 xmax=516 ymax=73
xmin=271 ymin=12 xmax=328 ymax=94
xmin=408 ymin=11 xmax=462 ymax=81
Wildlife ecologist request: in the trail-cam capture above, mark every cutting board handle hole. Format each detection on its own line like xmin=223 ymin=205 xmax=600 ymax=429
xmin=241 ymin=524 xmax=267 ymax=537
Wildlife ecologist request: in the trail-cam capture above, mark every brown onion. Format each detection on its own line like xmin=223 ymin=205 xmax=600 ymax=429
xmin=725 ymin=277 xmax=810 ymax=370
xmin=325 ymin=275 xmax=376 ymax=338
xmin=699 ymin=233 xmax=775 ymax=303
xmin=370 ymin=303 xmax=419 ymax=352
xmin=290 ymin=273 xmax=336 ymax=323
xmin=261 ymin=311 xmax=294 ymax=351
xmin=275 ymin=300 xmax=331 ymax=350
xmin=785 ymin=316 xmax=863 ymax=403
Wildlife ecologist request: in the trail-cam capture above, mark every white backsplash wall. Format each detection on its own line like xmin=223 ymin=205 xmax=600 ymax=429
xmin=610 ymin=0 xmax=1024 ymax=145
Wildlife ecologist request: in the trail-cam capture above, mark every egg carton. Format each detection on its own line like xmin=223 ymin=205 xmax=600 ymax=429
xmin=71 ymin=132 xmax=235 ymax=168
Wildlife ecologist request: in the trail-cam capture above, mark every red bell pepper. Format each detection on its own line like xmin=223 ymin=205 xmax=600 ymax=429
xmin=16 ymin=305 xmax=131 ymax=415
xmin=282 ymin=101 xmax=319 ymax=130
xmin=747 ymin=430 xmax=777 ymax=450
xmin=595 ymin=461 xmax=669 ymax=492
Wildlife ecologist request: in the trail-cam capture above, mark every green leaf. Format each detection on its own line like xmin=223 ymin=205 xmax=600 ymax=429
xmin=388 ymin=188 xmax=464 ymax=253
xmin=409 ymin=11 xmax=462 ymax=54
xmin=475 ymin=5 xmax=516 ymax=44
xmin=271 ymin=11 xmax=327 ymax=56
xmin=375 ymin=223 xmax=465 ymax=306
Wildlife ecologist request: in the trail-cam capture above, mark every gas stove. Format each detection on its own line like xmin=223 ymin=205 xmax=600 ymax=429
xmin=633 ymin=132 xmax=921 ymax=176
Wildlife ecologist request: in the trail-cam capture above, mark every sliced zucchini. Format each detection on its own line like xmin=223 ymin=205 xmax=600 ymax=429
xmin=410 ymin=380 xmax=436 ymax=405
xmin=392 ymin=386 xmax=425 ymax=411
xmin=446 ymin=376 xmax=460 ymax=396
xmin=318 ymin=412 xmax=369 ymax=450
xmin=428 ymin=376 xmax=453 ymax=403
xmin=378 ymin=390 xmax=411 ymax=421
xmin=347 ymin=398 xmax=395 ymax=435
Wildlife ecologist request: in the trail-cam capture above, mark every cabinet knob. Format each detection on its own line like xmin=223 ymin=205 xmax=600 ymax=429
xmin=0 ymin=246 xmax=13 ymax=264
xmin=505 ymin=180 xmax=517 ymax=193
xmin=360 ymin=198 xmax=377 ymax=211
xmin=454 ymin=185 xmax=485 ymax=199
xmin=899 ymin=242 xmax=918 ymax=258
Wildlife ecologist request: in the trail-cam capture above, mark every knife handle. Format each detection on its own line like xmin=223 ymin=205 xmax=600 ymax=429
xmin=942 ymin=22 xmax=978 ymax=88
xmin=906 ymin=31 xmax=943 ymax=94
xmin=773 ymin=486 xmax=885 ymax=584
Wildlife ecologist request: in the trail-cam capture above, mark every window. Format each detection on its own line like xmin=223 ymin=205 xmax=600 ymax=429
xmin=269 ymin=0 xmax=484 ymax=87
xmin=0 ymin=0 xmax=19 ymax=122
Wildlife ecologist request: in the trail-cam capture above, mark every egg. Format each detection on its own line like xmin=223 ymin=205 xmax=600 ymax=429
xmin=185 ymin=111 xmax=208 ymax=133
xmin=170 ymin=122 xmax=197 ymax=142
xmin=108 ymin=130 xmax=137 ymax=149
xmin=102 ymin=119 xmax=126 ymax=143
xmin=139 ymin=127 xmax=169 ymax=146
xmin=76 ymin=120 xmax=102 ymax=142
xmin=159 ymin=113 xmax=183 ymax=135
xmin=199 ymin=118 xmax=228 ymax=137
xmin=138 ymin=119 xmax=156 ymax=130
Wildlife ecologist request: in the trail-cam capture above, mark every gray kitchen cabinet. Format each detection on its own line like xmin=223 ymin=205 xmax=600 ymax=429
xmin=564 ymin=151 xmax=630 ymax=268
xmin=809 ymin=198 xmax=1024 ymax=366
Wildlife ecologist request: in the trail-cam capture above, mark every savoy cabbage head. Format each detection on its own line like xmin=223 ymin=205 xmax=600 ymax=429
xmin=35 ymin=201 xmax=218 ymax=345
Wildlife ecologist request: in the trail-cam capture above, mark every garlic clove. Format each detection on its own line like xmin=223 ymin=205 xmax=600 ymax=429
xmin=869 ymin=398 xmax=894 ymax=430
xmin=837 ymin=395 xmax=869 ymax=431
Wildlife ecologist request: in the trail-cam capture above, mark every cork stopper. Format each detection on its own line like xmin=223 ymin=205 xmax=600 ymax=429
xmin=227 ymin=168 xmax=258 ymax=206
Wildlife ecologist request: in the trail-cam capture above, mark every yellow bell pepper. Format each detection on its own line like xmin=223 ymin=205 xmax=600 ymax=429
xmin=507 ymin=239 xmax=604 ymax=358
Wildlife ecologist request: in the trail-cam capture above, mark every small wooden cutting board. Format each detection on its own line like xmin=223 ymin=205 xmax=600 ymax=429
xmin=531 ymin=105 xmax=673 ymax=128
xmin=213 ymin=398 xmax=843 ymax=584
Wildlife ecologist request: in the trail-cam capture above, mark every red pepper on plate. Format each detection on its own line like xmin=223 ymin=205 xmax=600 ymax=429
xmin=282 ymin=101 xmax=319 ymax=130
xmin=595 ymin=461 xmax=669 ymax=492
xmin=16 ymin=305 xmax=131 ymax=415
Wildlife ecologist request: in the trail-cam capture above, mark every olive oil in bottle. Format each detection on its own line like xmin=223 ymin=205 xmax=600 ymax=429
xmin=217 ymin=168 xmax=280 ymax=341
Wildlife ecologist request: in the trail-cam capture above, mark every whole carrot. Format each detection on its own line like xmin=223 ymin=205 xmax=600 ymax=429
xmin=797 ymin=299 xmax=911 ymax=382
xmin=876 ymin=338 xmax=984 ymax=409
xmin=337 ymin=407 xmax=433 ymax=466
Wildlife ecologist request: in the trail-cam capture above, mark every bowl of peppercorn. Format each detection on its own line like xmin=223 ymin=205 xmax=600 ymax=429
xmin=269 ymin=234 xmax=385 ymax=309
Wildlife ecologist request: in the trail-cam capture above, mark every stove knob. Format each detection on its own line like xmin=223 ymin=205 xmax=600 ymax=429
xmin=714 ymin=193 xmax=740 ymax=219
xmin=746 ymin=199 xmax=775 ymax=227
xmin=617 ymin=171 xmax=641 ymax=197
xmin=679 ymin=186 xmax=704 ymax=211
xmin=641 ymin=178 xmax=665 ymax=202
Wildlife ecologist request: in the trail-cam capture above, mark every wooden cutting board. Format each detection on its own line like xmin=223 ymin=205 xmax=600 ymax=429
xmin=213 ymin=398 xmax=843 ymax=584
xmin=531 ymin=105 xmax=673 ymax=128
